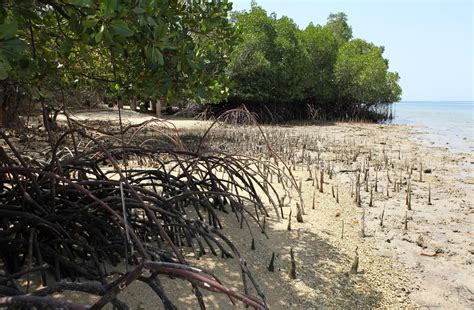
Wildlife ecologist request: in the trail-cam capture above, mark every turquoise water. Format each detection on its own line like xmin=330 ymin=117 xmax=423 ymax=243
xmin=392 ymin=101 xmax=474 ymax=153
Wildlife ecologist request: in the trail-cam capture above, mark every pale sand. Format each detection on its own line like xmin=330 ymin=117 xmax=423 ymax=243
xmin=48 ymin=110 xmax=474 ymax=308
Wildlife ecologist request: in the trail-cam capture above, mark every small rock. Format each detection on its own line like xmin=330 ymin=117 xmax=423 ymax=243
xmin=416 ymin=235 xmax=427 ymax=248
xmin=423 ymin=168 xmax=432 ymax=173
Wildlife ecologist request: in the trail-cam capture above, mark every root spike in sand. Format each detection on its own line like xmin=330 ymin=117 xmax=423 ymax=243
xmin=360 ymin=209 xmax=366 ymax=238
xmin=341 ymin=220 xmax=345 ymax=239
xmin=350 ymin=247 xmax=359 ymax=275
xmin=428 ymin=183 xmax=432 ymax=205
xmin=287 ymin=209 xmax=292 ymax=231
xmin=268 ymin=252 xmax=276 ymax=272
xmin=288 ymin=248 xmax=297 ymax=279
xmin=319 ymin=169 xmax=324 ymax=193
xmin=296 ymin=203 xmax=304 ymax=223
xmin=380 ymin=206 xmax=385 ymax=227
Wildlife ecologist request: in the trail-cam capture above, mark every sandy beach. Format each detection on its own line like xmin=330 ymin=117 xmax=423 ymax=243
xmin=2 ymin=1 xmax=471 ymax=309
xmin=11 ymin=110 xmax=474 ymax=309
xmin=176 ymin=118 xmax=473 ymax=309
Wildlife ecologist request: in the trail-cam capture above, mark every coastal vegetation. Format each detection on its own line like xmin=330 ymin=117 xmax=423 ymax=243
xmin=0 ymin=1 xmax=401 ymax=128
xmin=0 ymin=1 xmax=436 ymax=309
xmin=0 ymin=0 xmax=236 ymax=128
xmin=217 ymin=5 xmax=402 ymax=122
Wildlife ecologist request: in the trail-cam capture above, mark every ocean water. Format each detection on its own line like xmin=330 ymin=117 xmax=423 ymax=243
xmin=391 ymin=101 xmax=474 ymax=153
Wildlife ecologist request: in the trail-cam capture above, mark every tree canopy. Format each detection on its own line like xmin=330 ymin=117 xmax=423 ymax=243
xmin=1 ymin=1 xmax=402 ymax=126
xmin=224 ymin=3 xmax=401 ymax=121
xmin=0 ymin=0 xmax=237 ymax=126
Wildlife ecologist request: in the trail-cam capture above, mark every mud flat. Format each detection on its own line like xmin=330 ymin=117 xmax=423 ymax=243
xmin=47 ymin=110 xmax=473 ymax=308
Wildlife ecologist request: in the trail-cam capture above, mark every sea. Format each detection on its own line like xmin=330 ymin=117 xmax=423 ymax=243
xmin=391 ymin=101 xmax=474 ymax=154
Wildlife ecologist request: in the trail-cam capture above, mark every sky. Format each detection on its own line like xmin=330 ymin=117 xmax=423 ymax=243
xmin=230 ymin=0 xmax=473 ymax=102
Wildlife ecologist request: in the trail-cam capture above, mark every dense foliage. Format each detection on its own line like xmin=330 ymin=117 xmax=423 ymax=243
xmin=0 ymin=0 xmax=237 ymax=126
xmin=0 ymin=1 xmax=402 ymax=127
xmin=224 ymin=4 xmax=402 ymax=122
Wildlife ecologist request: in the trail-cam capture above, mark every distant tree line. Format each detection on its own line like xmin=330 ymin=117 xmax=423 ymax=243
xmin=216 ymin=3 xmax=402 ymax=122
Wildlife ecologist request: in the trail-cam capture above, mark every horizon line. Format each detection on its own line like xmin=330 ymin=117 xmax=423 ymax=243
xmin=399 ymin=100 xmax=474 ymax=102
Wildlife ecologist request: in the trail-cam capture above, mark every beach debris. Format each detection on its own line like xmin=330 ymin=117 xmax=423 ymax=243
xmin=420 ymin=252 xmax=439 ymax=257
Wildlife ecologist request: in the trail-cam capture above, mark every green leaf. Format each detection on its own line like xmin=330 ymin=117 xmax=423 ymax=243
xmin=153 ymin=24 xmax=166 ymax=39
xmin=95 ymin=25 xmax=105 ymax=42
xmin=108 ymin=82 xmax=120 ymax=93
xmin=103 ymin=28 xmax=113 ymax=44
xmin=154 ymin=49 xmax=164 ymax=65
xmin=110 ymin=20 xmax=134 ymax=38
xmin=110 ymin=45 xmax=124 ymax=56
xmin=147 ymin=16 xmax=157 ymax=27
xmin=83 ymin=17 xmax=98 ymax=29
xmin=145 ymin=46 xmax=164 ymax=65
xmin=60 ymin=39 xmax=74 ymax=56
xmin=0 ymin=38 xmax=27 ymax=58
xmin=132 ymin=7 xmax=146 ymax=14
xmin=0 ymin=21 xmax=18 ymax=40
xmin=100 ymin=0 xmax=118 ymax=16
xmin=0 ymin=54 xmax=12 ymax=80
xmin=66 ymin=0 xmax=93 ymax=7
xmin=38 ymin=91 xmax=48 ymax=100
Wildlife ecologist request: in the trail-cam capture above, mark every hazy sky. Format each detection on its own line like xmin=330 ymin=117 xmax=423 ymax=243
xmin=231 ymin=0 xmax=473 ymax=101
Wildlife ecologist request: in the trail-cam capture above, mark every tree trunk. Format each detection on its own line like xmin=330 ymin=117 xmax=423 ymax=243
xmin=155 ymin=99 xmax=161 ymax=117
xmin=0 ymin=101 xmax=22 ymax=129
xmin=130 ymin=100 xmax=137 ymax=111
xmin=0 ymin=105 xmax=6 ymax=127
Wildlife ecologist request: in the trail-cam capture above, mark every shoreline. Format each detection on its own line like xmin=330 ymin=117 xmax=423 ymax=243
xmin=399 ymin=123 xmax=473 ymax=155
xmin=392 ymin=101 xmax=474 ymax=155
